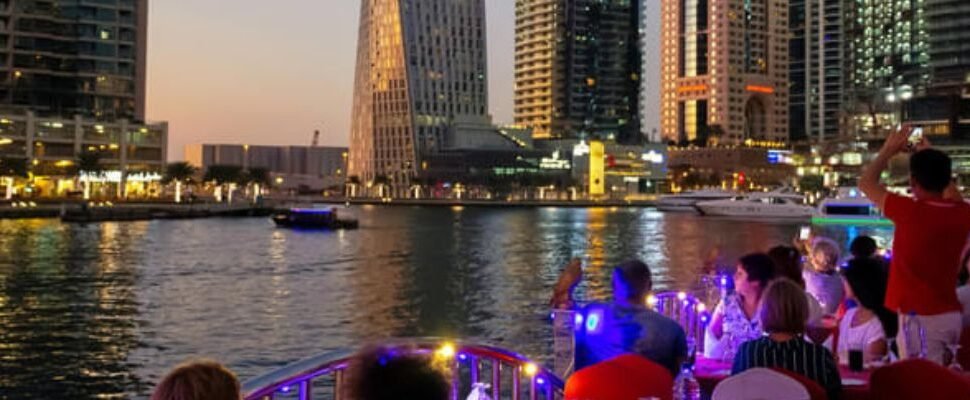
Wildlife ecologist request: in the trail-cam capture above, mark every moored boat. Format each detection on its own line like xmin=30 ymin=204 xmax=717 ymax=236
xmin=656 ymin=189 xmax=737 ymax=212
xmin=271 ymin=207 xmax=359 ymax=229
xmin=695 ymin=188 xmax=814 ymax=220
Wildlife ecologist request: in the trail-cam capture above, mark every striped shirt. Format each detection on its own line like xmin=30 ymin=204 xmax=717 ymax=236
xmin=731 ymin=336 xmax=842 ymax=398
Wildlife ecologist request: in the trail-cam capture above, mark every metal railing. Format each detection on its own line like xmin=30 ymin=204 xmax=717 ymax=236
xmin=242 ymin=338 xmax=564 ymax=400
xmin=649 ymin=290 xmax=712 ymax=355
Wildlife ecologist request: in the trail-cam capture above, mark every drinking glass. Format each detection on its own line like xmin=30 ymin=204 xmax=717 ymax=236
xmin=946 ymin=344 xmax=963 ymax=372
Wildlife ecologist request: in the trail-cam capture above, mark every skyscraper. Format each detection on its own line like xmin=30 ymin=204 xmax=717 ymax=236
xmin=661 ymin=0 xmax=790 ymax=144
xmin=926 ymin=0 xmax=970 ymax=94
xmin=348 ymin=0 xmax=488 ymax=191
xmin=0 ymin=0 xmax=147 ymax=121
xmin=514 ymin=0 xmax=643 ymax=144
xmin=789 ymin=0 xmax=843 ymax=143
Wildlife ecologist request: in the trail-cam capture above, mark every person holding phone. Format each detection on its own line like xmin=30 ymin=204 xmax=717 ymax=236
xmin=859 ymin=124 xmax=970 ymax=364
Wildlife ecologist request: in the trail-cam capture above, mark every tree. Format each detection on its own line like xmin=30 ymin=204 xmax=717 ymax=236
xmin=204 ymin=165 xmax=243 ymax=203
xmin=162 ymin=162 xmax=198 ymax=203
xmin=75 ymin=150 xmax=105 ymax=200
xmin=0 ymin=157 xmax=27 ymax=200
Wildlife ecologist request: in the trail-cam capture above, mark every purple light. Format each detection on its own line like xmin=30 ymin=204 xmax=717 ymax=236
xmin=537 ymin=377 xmax=546 ymax=385
xmin=585 ymin=310 xmax=602 ymax=333
xmin=280 ymin=386 xmax=291 ymax=393
xmin=719 ymin=275 xmax=729 ymax=287
xmin=574 ymin=313 xmax=584 ymax=326
xmin=458 ymin=353 xmax=468 ymax=361
xmin=290 ymin=208 xmax=333 ymax=215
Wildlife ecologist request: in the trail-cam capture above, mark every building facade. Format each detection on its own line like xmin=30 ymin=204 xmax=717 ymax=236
xmin=0 ymin=0 xmax=147 ymax=121
xmin=185 ymin=144 xmax=348 ymax=192
xmin=348 ymin=0 xmax=489 ymax=193
xmin=926 ymin=0 xmax=970 ymax=95
xmin=789 ymin=0 xmax=843 ymax=143
xmin=514 ymin=0 xmax=642 ymax=144
xmin=661 ymin=0 xmax=790 ymax=144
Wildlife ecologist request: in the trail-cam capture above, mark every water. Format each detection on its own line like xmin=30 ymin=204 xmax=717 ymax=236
xmin=0 ymin=206 xmax=893 ymax=398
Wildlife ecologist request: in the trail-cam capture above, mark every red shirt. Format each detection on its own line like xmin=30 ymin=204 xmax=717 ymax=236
xmin=884 ymin=193 xmax=970 ymax=315
xmin=565 ymin=354 xmax=674 ymax=400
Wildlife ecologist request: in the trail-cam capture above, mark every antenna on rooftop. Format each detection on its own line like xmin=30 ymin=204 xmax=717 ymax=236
xmin=312 ymin=130 xmax=320 ymax=147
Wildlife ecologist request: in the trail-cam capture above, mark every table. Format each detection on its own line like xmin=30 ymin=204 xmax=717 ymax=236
xmin=694 ymin=357 xmax=872 ymax=400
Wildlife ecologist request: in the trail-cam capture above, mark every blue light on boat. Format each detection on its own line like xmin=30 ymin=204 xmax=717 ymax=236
xmin=537 ymin=377 xmax=546 ymax=385
xmin=585 ymin=310 xmax=601 ymax=333
xmin=290 ymin=208 xmax=333 ymax=214
xmin=458 ymin=353 xmax=468 ymax=361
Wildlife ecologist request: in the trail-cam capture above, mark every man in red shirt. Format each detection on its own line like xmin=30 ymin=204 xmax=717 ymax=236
xmin=860 ymin=126 xmax=970 ymax=363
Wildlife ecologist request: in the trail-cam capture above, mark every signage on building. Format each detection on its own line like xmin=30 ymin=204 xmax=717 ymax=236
xmin=641 ymin=150 xmax=665 ymax=164
xmin=80 ymin=171 xmax=162 ymax=183
xmin=540 ymin=150 xmax=571 ymax=170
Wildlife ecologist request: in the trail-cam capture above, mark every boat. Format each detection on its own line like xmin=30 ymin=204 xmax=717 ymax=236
xmin=656 ymin=189 xmax=737 ymax=212
xmin=695 ymin=189 xmax=815 ymax=220
xmin=271 ymin=207 xmax=359 ymax=229
xmin=813 ymin=187 xmax=892 ymax=226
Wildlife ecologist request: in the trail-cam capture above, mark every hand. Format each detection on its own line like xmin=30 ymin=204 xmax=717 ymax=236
xmin=550 ymin=258 xmax=583 ymax=308
xmin=878 ymin=126 xmax=912 ymax=158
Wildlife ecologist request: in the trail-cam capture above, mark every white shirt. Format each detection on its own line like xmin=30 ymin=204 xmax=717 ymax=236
xmin=957 ymin=285 xmax=970 ymax=327
xmin=836 ymin=307 xmax=886 ymax=364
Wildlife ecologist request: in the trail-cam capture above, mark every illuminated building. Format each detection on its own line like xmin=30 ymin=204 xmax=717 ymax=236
xmin=788 ymin=0 xmax=843 ymax=143
xmin=514 ymin=0 xmax=643 ymax=143
xmin=660 ymin=0 xmax=790 ymax=144
xmin=926 ymin=0 xmax=970 ymax=94
xmin=0 ymin=0 xmax=148 ymax=121
xmin=348 ymin=0 xmax=489 ymax=196
xmin=184 ymin=144 xmax=348 ymax=192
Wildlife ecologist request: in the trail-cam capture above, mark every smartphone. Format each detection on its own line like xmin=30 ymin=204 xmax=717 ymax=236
xmin=799 ymin=226 xmax=811 ymax=240
xmin=908 ymin=127 xmax=924 ymax=149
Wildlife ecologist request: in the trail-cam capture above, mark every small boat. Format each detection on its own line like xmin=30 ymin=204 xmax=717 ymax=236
xmin=813 ymin=187 xmax=891 ymax=225
xmin=271 ymin=207 xmax=359 ymax=229
xmin=656 ymin=189 xmax=737 ymax=212
xmin=695 ymin=188 xmax=815 ymax=220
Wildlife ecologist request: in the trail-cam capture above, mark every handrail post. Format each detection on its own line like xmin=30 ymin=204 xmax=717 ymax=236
xmin=491 ymin=361 xmax=502 ymax=399
xmin=299 ymin=380 xmax=311 ymax=400
xmin=450 ymin=358 xmax=460 ymax=400
xmin=334 ymin=370 xmax=344 ymax=400
xmin=529 ymin=375 xmax=538 ymax=400
xmin=512 ymin=365 xmax=521 ymax=400
xmin=469 ymin=355 xmax=480 ymax=386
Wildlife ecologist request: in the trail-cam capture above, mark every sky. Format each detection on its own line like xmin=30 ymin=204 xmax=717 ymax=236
xmin=147 ymin=1 xmax=659 ymax=161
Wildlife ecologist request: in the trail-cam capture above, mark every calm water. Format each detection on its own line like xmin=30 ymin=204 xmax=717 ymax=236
xmin=0 ymin=206 xmax=893 ymax=398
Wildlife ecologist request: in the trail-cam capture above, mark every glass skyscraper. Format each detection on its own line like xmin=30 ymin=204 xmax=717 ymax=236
xmin=789 ymin=0 xmax=843 ymax=143
xmin=348 ymin=0 xmax=489 ymax=192
xmin=926 ymin=0 xmax=970 ymax=94
xmin=0 ymin=0 xmax=147 ymax=121
xmin=514 ymin=0 xmax=643 ymax=144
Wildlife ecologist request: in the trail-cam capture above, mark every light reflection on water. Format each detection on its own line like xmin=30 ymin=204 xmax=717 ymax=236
xmin=0 ymin=208 xmax=892 ymax=398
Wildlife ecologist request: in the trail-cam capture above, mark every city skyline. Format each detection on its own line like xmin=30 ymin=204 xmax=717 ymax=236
xmin=147 ymin=1 xmax=662 ymax=161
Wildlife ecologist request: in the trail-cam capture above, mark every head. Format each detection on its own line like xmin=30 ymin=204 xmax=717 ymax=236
xmin=734 ymin=253 xmax=776 ymax=300
xmin=151 ymin=360 xmax=240 ymax=400
xmin=849 ymin=236 xmax=878 ymax=259
xmin=842 ymin=258 xmax=898 ymax=338
xmin=809 ymin=238 xmax=841 ymax=273
xmin=909 ymin=148 xmax=952 ymax=198
xmin=612 ymin=260 xmax=653 ymax=304
xmin=345 ymin=346 xmax=450 ymax=400
xmin=758 ymin=278 xmax=808 ymax=335
xmin=767 ymin=245 xmax=805 ymax=288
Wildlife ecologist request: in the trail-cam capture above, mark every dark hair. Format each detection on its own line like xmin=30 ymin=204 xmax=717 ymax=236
xmin=759 ymin=278 xmax=808 ymax=334
xmin=151 ymin=360 xmax=240 ymax=400
xmin=739 ymin=253 xmax=777 ymax=288
xmin=345 ymin=346 xmax=450 ymax=400
xmin=842 ymin=258 xmax=899 ymax=338
xmin=614 ymin=260 xmax=653 ymax=300
xmin=850 ymin=236 xmax=878 ymax=259
xmin=768 ymin=246 xmax=805 ymax=288
xmin=910 ymin=149 xmax=952 ymax=193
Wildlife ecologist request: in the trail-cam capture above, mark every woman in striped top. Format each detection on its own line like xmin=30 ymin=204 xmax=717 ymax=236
xmin=731 ymin=278 xmax=842 ymax=398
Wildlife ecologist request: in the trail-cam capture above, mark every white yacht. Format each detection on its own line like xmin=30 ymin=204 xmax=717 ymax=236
xmin=656 ymin=189 xmax=737 ymax=212
xmin=814 ymin=187 xmax=890 ymax=225
xmin=695 ymin=189 xmax=814 ymax=219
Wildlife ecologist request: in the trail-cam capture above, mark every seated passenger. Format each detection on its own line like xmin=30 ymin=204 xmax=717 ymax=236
xmin=768 ymin=245 xmax=824 ymax=325
xmin=343 ymin=345 xmax=450 ymax=400
xmin=704 ymin=253 xmax=776 ymax=360
xmin=803 ymin=237 xmax=845 ymax=315
xmin=732 ymin=278 xmax=842 ymax=399
xmin=550 ymin=259 xmax=688 ymax=376
xmin=838 ymin=258 xmax=896 ymax=365
xmin=151 ymin=360 xmax=241 ymax=400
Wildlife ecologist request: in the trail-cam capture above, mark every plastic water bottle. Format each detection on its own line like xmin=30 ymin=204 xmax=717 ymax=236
xmin=673 ymin=364 xmax=701 ymax=400
xmin=465 ymin=382 xmax=492 ymax=400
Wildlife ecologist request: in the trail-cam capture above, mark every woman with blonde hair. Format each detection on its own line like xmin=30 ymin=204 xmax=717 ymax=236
xmin=151 ymin=360 xmax=241 ymax=400
xmin=804 ymin=237 xmax=845 ymax=315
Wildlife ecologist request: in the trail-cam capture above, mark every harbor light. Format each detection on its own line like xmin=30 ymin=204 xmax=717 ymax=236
xmin=523 ymin=362 xmax=538 ymax=376
xmin=436 ymin=343 xmax=456 ymax=359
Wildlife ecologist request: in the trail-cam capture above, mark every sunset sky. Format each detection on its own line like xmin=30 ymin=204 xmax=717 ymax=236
xmin=147 ymin=1 xmax=659 ymax=161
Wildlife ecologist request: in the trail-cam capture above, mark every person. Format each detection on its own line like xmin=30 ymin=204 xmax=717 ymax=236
xmin=565 ymin=354 xmax=674 ymax=400
xmin=550 ymin=259 xmax=688 ymax=376
xmin=343 ymin=345 xmax=450 ymax=400
xmin=704 ymin=253 xmax=776 ymax=359
xmin=768 ymin=246 xmax=825 ymax=326
xmin=859 ymin=126 xmax=970 ymax=363
xmin=850 ymin=236 xmax=879 ymax=260
xmin=837 ymin=258 xmax=897 ymax=365
xmin=151 ymin=360 xmax=241 ymax=400
xmin=731 ymin=278 xmax=842 ymax=399
xmin=803 ymin=237 xmax=845 ymax=315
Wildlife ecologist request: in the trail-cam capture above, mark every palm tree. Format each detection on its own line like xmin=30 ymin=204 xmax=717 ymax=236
xmin=0 ymin=157 xmax=27 ymax=200
xmin=75 ymin=150 xmax=105 ymax=200
xmin=204 ymin=165 xmax=243 ymax=203
xmin=162 ymin=162 xmax=198 ymax=203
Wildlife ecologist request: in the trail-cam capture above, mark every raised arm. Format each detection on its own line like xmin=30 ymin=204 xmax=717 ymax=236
xmin=550 ymin=258 xmax=583 ymax=309
xmin=860 ymin=127 xmax=910 ymax=209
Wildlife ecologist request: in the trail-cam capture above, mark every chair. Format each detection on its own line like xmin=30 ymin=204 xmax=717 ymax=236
xmin=565 ymin=354 xmax=673 ymax=400
xmin=712 ymin=368 xmax=811 ymax=400
xmin=870 ymin=359 xmax=970 ymax=400
xmin=769 ymin=368 xmax=828 ymax=400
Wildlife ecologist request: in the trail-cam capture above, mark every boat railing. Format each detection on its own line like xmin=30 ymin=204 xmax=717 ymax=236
xmin=649 ymin=291 xmax=712 ymax=354
xmin=242 ymin=337 xmax=564 ymax=400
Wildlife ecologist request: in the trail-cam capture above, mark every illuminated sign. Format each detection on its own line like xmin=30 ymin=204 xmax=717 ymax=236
xmin=589 ymin=141 xmax=605 ymax=196
xmin=767 ymin=150 xmax=793 ymax=165
xmin=540 ymin=150 xmax=571 ymax=170
xmin=677 ymin=84 xmax=709 ymax=93
xmin=572 ymin=141 xmax=590 ymax=157
xmin=841 ymin=152 xmax=863 ymax=166
xmin=745 ymin=85 xmax=774 ymax=94
xmin=641 ymin=150 xmax=665 ymax=164
xmin=80 ymin=171 xmax=162 ymax=183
